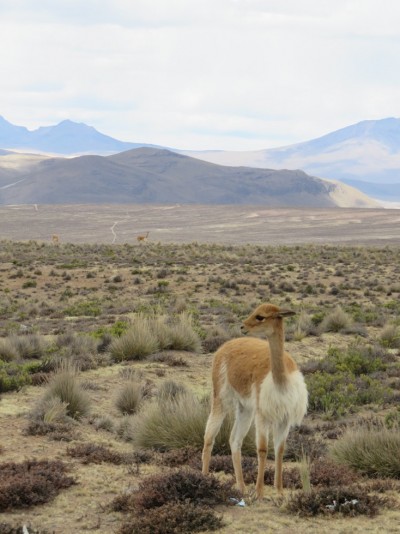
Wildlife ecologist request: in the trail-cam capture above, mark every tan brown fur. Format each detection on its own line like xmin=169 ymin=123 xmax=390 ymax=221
xmin=202 ymin=303 xmax=308 ymax=499
xmin=137 ymin=231 xmax=149 ymax=242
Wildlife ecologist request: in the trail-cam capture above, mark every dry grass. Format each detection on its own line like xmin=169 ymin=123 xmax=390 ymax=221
xmin=1 ymin=240 xmax=400 ymax=533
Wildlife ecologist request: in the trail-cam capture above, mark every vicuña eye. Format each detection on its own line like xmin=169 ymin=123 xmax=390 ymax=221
xmin=255 ymin=315 xmax=265 ymax=321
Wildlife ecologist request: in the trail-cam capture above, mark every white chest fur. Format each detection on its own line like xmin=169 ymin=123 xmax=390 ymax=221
xmin=257 ymin=370 xmax=308 ymax=426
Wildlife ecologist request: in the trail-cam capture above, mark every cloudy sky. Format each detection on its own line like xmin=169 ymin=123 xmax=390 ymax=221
xmin=1 ymin=0 xmax=400 ymax=150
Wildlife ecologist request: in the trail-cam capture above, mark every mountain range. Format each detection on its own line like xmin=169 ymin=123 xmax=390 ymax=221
xmin=0 ymin=115 xmax=399 ymax=203
xmin=0 ymin=116 xmax=158 ymax=155
xmin=183 ymin=118 xmax=400 ymax=201
xmin=0 ymin=147 xmax=376 ymax=207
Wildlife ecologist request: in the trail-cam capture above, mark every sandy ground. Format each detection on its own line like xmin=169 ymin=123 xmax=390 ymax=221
xmin=1 ymin=204 xmax=400 ymax=245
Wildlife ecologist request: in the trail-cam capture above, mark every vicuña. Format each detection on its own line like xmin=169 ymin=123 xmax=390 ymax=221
xmin=202 ymin=303 xmax=308 ymax=499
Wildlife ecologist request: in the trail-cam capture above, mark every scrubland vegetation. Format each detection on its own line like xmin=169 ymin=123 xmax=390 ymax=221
xmin=0 ymin=240 xmax=400 ymax=533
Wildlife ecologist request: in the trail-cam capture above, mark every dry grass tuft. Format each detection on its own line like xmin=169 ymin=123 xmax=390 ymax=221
xmin=330 ymin=426 xmax=400 ymax=478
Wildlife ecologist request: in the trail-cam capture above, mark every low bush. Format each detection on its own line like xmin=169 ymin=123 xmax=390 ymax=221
xmin=0 ymin=361 xmax=33 ymax=393
xmin=319 ymin=306 xmax=353 ymax=333
xmin=67 ymin=443 xmax=131 ymax=465
xmin=119 ymin=502 xmax=224 ymax=534
xmin=285 ymin=486 xmax=388 ymax=517
xmin=0 ymin=524 xmax=50 ymax=534
xmin=0 ymin=459 xmax=75 ymax=511
xmin=306 ymin=370 xmax=391 ymax=416
xmin=379 ymin=323 xmax=400 ymax=348
xmin=330 ymin=427 xmax=400 ymax=478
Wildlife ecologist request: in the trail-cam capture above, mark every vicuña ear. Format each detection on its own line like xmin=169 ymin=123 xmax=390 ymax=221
xmin=275 ymin=309 xmax=296 ymax=318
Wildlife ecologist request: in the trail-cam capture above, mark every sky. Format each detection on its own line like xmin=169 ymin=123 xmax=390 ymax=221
xmin=1 ymin=0 xmax=400 ymax=151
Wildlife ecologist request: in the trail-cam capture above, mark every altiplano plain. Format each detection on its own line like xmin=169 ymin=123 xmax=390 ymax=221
xmin=1 ymin=204 xmax=400 ymax=245
xmin=0 ymin=208 xmax=400 ymax=534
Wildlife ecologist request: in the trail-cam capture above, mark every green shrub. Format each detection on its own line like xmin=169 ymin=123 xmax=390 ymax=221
xmin=0 ymin=361 xmax=31 ymax=392
xmin=64 ymin=300 xmax=101 ymax=317
xmin=306 ymin=371 xmax=390 ymax=417
xmin=326 ymin=344 xmax=387 ymax=375
xmin=330 ymin=427 xmax=400 ymax=478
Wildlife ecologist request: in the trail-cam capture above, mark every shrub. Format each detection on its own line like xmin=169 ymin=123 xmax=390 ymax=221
xmin=67 ymin=443 xmax=131 ymax=465
xmin=0 ymin=459 xmax=75 ymax=511
xmin=319 ymin=306 xmax=353 ymax=333
xmin=119 ymin=502 xmax=224 ymax=534
xmin=64 ymin=300 xmax=101 ymax=317
xmin=379 ymin=324 xmax=400 ymax=348
xmin=306 ymin=371 xmax=390 ymax=416
xmin=0 ymin=338 xmax=18 ymax=362
xmin=115 ymin=381 xmax=144 ymax=415
xmin=330 ymin=427 xmax=400 ymax=478
xmin=285 ymin=486 xmax=388 ymax=517
xmin=0 ymin=361 xmax=31 ymax=393
xmin=113 ymin=468 xmax=238 ymax=512
xmin=326 ymin=344 xmax=388 ymax=375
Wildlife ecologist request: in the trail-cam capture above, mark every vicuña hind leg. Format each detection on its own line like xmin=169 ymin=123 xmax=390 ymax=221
xmin=202 ymin=404 xmax=226 ymax=475
xmin=229 ymin=405 xmax=254 ymax=495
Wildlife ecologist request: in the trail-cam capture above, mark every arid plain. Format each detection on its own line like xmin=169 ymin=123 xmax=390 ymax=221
xmin=1 ymin=204 xmax=400 ymax=245
xmin=0 ymin=205 xmax=400 ymax=534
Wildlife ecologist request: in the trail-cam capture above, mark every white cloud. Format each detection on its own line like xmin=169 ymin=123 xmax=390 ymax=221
xmin=0 ymin=0 xmax=400 ymax=149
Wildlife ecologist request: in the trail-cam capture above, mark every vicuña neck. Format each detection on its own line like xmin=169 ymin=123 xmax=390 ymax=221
xmin=268 ymin=327 xmax=287 ymax=385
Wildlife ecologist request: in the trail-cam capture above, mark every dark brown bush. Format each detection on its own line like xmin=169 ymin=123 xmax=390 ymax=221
xmin=285 ymin=486 xmax=389 ymax=517
xmin=67 ymin=443 xmax=127 ymax=465
xmin=135 ymin=468 xmax=239 ymax=510
xmin=0 ymin=524 xmax=50 ymax=534
xmin=0 ymin=459 xmax=75 ymax=511
xmin=119 ymin=502 xmax=224 ymax=534
xmin=157 ymin=447 xmax=200 ymax=468
xmin=111 ymin=468 xmax=240 ymax=513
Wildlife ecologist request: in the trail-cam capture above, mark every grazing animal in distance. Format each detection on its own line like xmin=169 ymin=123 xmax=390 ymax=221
xmin=202 ymin=303 xmax=308 ymax=499
xmin=52 ymin=234 xmax=60 ymax=245
xmin=137 ymin=231 xmax=149 ymax=242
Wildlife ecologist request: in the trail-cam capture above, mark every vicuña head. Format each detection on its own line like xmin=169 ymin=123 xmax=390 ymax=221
xmin=202 ymin=302 xmax=308 ymax=499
